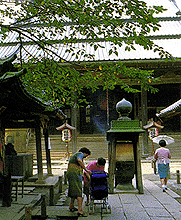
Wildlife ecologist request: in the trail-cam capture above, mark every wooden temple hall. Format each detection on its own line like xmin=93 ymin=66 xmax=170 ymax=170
xmin=0 ymin=51 xmax=66 ymax=183
xmin=0 ymin=0 xmax=181 ymax=158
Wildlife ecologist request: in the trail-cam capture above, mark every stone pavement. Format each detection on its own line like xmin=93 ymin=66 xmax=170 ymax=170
xmin=47 ymin=177 xmax=181 ymax=220
xmin=1 ymin=161 xmax=181 ymax=219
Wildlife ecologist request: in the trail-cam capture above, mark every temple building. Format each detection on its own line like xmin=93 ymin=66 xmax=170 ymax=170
xmin=0 ymin=0 xmax=181 ymax=156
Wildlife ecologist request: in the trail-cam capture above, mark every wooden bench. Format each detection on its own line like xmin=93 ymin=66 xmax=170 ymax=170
xmin=11 ymin=176 xmax=24 ymax=201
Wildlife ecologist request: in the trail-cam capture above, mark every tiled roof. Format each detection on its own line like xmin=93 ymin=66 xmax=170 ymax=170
xmin=156 ymin=99 xmax=181 ymax=118
xmin=0 ymin=0 xmax=181 ymax=62
xmin=0 ymin=52 xmax=66 ymax=118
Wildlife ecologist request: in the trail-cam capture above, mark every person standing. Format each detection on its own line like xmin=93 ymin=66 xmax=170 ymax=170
xmin=154 ymin=140 xmax=171 ymax=192
xmin=66 ymin=147 xmax=91 ymax=217
xmin=83 ymin=157 xmax=106 ymax=205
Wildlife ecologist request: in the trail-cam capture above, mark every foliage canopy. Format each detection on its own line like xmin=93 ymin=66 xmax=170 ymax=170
xmin=0 ymin=0 xmax=172 ymax=108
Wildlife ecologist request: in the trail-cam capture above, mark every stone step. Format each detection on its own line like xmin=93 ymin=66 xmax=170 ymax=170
xmin=27 ymin=134 xmax=109 ymax=161
xmin=27 ymin=133 xmax=181 ymax=160
xmin=28 ymin=134 xmax=106 ymax=141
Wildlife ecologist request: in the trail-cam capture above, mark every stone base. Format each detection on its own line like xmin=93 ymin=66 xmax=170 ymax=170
xmin=116 ymin=183 xmax=135 ymax=191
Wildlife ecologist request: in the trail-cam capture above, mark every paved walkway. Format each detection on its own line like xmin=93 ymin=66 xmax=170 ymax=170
xmin=102 ymin=178 xmax=181 ymax=220
xmin=48 ymin=177 xmax=181 ymax=220
xmin=1 ymin=177 xmax=180 ymax=220
xmin=1 ymin=162 xmax=181 ymax=219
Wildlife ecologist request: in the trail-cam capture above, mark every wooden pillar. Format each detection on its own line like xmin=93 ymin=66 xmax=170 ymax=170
xmin=0 ymin=119 xmax=5 ymax=174
xmin=49 ymin=186 xmax=54 ymax=205
xmin=35 ymin=118 xmax=45 ymax=183
xmin=44 ymin=128 xmax=52 ymax=175
xmin=133 ymin=136 xmax=144 ymax=194
xmin=59 ymin=176 xmax=63 ymax=193
xmin=108 ymin=138 xmax=116 ymax=194
xmin=141 ymin=88 xmax=148 ymax=155
xmin=134 ymin=93 xmax=140 ymax=120
xmin=71 ymin=104 xmax=77 ymax=154
xmin=179 ymin=85 xmax=181 ymax=131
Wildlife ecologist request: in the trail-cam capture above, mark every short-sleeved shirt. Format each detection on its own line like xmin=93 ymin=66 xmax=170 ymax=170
xmin=68 ymin=152 xmax=83 ymax=165
xmin=154 ymin=147 xmax=171 ymax=164
xmin=83 ymin=161 xmax=105 ymax=183
xmin=67 ymin=152 xmax=84 ymax=176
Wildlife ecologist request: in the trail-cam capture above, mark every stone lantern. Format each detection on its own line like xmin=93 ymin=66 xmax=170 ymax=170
xmin=107 ymin=98 xmax=145 ymax=194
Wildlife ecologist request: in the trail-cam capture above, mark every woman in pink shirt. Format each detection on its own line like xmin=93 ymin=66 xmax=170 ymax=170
xmin=154 ymin=140 xmax=171 ymax=192
xmin=83 ymin=157 xmax=106 ymax=205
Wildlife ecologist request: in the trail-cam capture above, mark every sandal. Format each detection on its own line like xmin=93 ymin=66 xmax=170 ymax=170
xmin=77 ymin=212 xmax=87 ymax=217
xmin=69 ymin=207 xmax=78 ymax=212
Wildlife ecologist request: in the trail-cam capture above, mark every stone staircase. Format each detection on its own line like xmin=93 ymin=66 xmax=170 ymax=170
xmin=27 ymin=133 xmax=181 ymax=162
xmin=155 ymin=133 xmax=181 ymax=160
xmin=27 ymin=134 xmax=109 ymax=161
xmin=146 ymin=133 xmax=181 ymax=160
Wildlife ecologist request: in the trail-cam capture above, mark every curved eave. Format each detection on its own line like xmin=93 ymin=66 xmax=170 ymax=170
xmin=0 ymin=69 xmax=26 ymax=82
xmin=0 ymin=48 xmax=19 ymax=64
xmin=156 ymin=99 xmax=181 ymax=118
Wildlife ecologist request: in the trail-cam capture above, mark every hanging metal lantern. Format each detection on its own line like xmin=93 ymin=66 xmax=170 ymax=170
xmin=62 ymin=129 xmax=71 ymax=142
xmin=56 ymin=122 xmax=76 ymax=160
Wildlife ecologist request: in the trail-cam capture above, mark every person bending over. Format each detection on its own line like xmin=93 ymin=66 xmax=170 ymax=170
xmin=66 ymin=147 xmax=91 ymax=217
xmin=83 ymin=157 xmax=106 ymax=205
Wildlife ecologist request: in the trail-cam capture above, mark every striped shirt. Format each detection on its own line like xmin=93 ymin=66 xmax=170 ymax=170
xmin=154 ymin=147 xmax=171 ymax=164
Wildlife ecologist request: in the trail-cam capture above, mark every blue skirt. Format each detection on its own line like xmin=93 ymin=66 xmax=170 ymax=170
xmin=158 ymin=163 xmax=169 ymax=179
